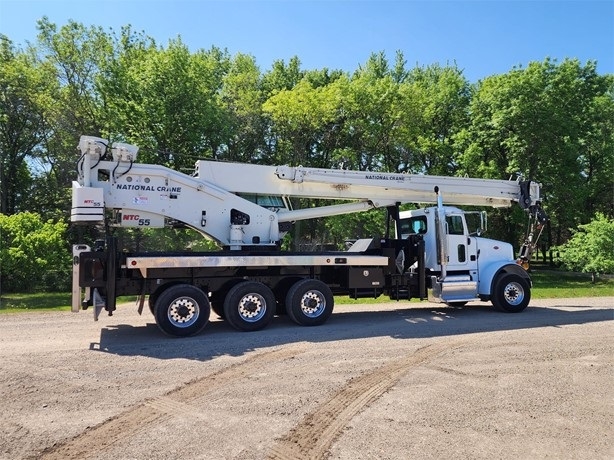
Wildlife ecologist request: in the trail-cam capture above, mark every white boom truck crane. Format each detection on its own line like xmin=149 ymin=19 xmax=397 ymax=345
xmin=71 ymin=136 xmax=547 ymax=337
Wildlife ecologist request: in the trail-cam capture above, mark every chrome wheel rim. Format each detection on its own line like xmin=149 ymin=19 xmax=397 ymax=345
xmin=237 ymin=293 xmax=267 ymax=323
xmin=503 ymin=281 xmax=524 ymax=306
xmin=300 ymin=290 xmax=326 ymax=318
xmin=167 ymin=296 xmax=200 ymax=328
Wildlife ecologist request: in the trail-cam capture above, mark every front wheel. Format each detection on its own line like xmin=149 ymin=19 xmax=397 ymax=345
xmin=285 ymin=279 xmax=334 ymax=326
xmin=154 ymin=284 xmax=211 ymax=337
xmin=491 ymin=273 xmax=530 ymax=313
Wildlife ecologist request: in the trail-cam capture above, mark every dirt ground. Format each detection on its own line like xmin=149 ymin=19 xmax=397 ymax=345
xmin=0 ymin=297 xmax=612 ymax=460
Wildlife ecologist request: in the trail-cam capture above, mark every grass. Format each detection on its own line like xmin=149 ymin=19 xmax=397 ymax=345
xmin=0 ymin=292 xmax=73 ymax=312
xmin=0 ymin=293 xmax=137 ymax=313
xmin=1 ymin=271 xmax=612 ymax=313
xmin=529 ymin=269 xmax=614 ymax=299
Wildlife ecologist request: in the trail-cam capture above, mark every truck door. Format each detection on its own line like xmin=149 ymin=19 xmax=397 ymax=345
xmin=445 ymin=213 xmax=477 ymax=271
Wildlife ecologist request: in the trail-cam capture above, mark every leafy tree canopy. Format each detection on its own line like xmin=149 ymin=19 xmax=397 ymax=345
xmin=554 ymin=213 xmax=614 ymax=275
xmin=0 ymin=212 xmax=71 ymax=292
xmin=1 ymin=19 xmax=613 ymax=292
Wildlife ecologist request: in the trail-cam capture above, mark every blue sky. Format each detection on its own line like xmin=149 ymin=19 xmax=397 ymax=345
xmin=1 ymin=0 xmax=612 ymax=82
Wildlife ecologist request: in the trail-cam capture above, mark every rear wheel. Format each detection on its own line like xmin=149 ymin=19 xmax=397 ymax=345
xmin=491 ymin=273 xmax=530 ymax=313
xmin=223 ymin=281 xmax=276 ymax=331
xmin=154 ymin=284 xmax=210 ymax=337
xmin=285 ymin=279 xmax=334 ymax=326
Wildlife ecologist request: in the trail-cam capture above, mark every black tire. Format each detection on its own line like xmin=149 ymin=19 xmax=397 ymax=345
xmin=149 ymin=282 xmax=180 ymax=315
xmin=210 ymin=283 xmax=236 ymax=319
xmin=148 ymin=289 xmax=164 ymax=315
xmin=273 ymin=277 xmax=301 ymax=316
xmin=285 ymin=279 xmax=334 ymax=326
xmin=148 ymin=294 xmax=157 ymax=315
xmin=154 ymin=284 xmax=211 ymax=337
xmin=223 ymin=281 xmax=276 ymax=332
xmin=491 ymin=273 xmax=531 ymax=313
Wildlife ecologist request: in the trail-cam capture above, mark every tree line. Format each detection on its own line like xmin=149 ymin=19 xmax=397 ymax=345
xmin=1 ymin=18 xmax=613 ymax=291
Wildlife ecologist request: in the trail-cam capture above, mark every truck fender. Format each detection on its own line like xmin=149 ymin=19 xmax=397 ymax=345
xmin=478 ymin=263 xmax=531 ymax=298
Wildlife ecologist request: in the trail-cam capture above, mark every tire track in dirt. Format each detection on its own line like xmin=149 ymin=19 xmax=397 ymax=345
xmin=268 ymin=339 xmax=468 ymax=460
xmin=35 ymin=345 xmax=307 ymax=460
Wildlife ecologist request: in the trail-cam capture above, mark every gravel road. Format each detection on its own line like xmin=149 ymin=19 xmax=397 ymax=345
xmin=1 ymin=297 xmax=612 ymax=460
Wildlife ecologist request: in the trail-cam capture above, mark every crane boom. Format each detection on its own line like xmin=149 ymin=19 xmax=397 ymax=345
xmin=72 ymin=136 xmax=542 ymax=249
xmin=197 ymin=161 xmax=540 ymax=209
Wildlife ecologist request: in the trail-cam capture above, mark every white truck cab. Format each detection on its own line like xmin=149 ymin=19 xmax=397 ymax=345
xmin=399 ymin=204 xmax=530 ymax=310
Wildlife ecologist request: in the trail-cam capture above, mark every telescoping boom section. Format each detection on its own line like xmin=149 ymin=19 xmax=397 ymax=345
xmin=71 ymin=136 xmax=546 ymax=337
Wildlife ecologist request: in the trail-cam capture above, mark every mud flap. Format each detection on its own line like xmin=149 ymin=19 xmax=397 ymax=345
xmin=136 ymin=294 xmax=146 ymax=315
xmin=93 ymin=289 xmax=106 ymax=321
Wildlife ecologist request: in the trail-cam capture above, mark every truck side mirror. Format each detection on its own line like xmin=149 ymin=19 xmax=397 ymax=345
xmin=480 ymin=211 xmax=488 ymax=234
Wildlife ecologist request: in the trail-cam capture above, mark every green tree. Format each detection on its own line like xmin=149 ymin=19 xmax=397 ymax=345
xmin=0 ymin=212 xmax=71 ymax=292
xmin=553 ymin=213 xmax=614 ymax=281
xmin=261 ymin=56 xmax=304 ymax=96
xmin=114 ymin=227 xmax=218 ymax=252
xmin=579 ymin=75 xmax=614 ymax=218
xmin=344 ymin=51 xmax=410 ymax=172
xmin=262 ymin=53 xmax=473 ymax=247
xmin=101 ymin=33 xmax=231 ymax=168
xmin=324 ymin=209 xmax=388 ymax=249
xmin=340 ymin=54 xmax=470 ymax=176
xmin=2 ymin=20 xmax=612 ymax=262
xmin=94 ymin=24 xmax=155 ymax=142
xmin=218 ymin=53 xmax=268 ymax=163
xmin=30 ymin=18 xmax=113 ymax=220
xmin=406 ymin=63 xmax=471 ymax=175
xmin=457 ymin=58 xmax=613 ymax=251
xmin=263 ymin=77 xmax=346 ymax=166
xmin=36 ymin=17 xmax=111 ymax=137
xmin=263 ymin=72 xmax=352 ymax=247
xmin=0 ymin=36 xmax=57 ymax=215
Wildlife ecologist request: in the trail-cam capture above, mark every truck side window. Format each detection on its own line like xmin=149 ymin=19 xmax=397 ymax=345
xmin=446 ymin=215 xmax=465 ymax=235
xmin=410 ymin=216 xmax=427 ymax=234
xmin=398 ymin=216 xmax=427 ymax=238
